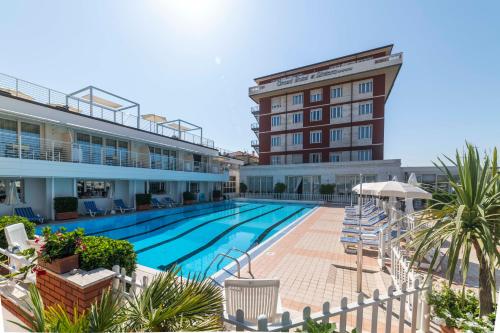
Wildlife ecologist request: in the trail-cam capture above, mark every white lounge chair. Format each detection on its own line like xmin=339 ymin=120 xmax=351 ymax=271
xmin=224 ymin=278 xmax=283 ymax=328
xmin=1 ymin=223 xmax=37 ymax=282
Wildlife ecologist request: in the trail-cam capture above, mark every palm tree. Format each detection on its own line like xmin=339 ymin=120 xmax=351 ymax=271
xmin=13 ymin=266 xmax=224 ymax=332
xmin=408 ymin=144 xmax=500 ymax=315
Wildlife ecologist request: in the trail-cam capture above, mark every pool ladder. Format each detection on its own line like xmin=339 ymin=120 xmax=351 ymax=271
xmin=204 ymin=248 xmax=254 ymax=281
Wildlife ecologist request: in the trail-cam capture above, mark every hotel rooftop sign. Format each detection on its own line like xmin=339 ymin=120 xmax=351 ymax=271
xmin=249 ymin=52 xmax=402 ymax=96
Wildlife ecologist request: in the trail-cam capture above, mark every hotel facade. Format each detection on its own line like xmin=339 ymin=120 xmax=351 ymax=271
xmin=0 ymin=73 xmax=242 ymax=219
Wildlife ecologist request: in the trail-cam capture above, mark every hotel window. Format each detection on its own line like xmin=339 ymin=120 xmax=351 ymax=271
xmin=271 ymin=97 xmax=282 ymax=110
xmin=189 ymin=182 xmax=200 ymax=193
xmin=149 ymin=181 xmax=170 ymax=194
xmin=292 ymin=93 xmax=303 ymax=105
xmin=271 ymin=115 xmax=281 ymax=127
xmin=330 ymin=153 xmax=342 ymax=163
xmin=289 ymin=154 xmax=303 ymax=164
xmin=330 ymin=129 xmax=343 ymax=142
xmin=357 ymin=150 xmax=372 ymax=161
xmin=271 ymin=135 xmax=281 ymax=147
xmin=270 ymin=155 xmax=284 ymax=165
xmin=223 ymin=176 xmax=237 ymax=193
xmin=292 ymin=132 xmax=303 ymax=145
xmin=359 ymin=102 xmax=373 ymax=115
xmin=331 ymin=87 xmax=342 ymax=98
xmin=77 ymin=180 xmax=111 ymax=198
xmin=310 ymin=131 xmax=322 ymax=144
xmin=359 ymin=81 xmax=373 ymax=94
xmin=248 ymin=176 xmax=273 ymax=193
xmin=310 ymin=108 xmax=322 ymax=122
xmin=309 ymin=153 xmax=321 ymax=163
xmin=358 ymin=125 xmax=372 ymax=139
xmin=292 ymin=112 xmax=302 ymax=124
xmin=0 ymin=179 xmax=24 ymax=203
xmin=330 ymin=106 xmax=343 ymax=119
xmin=0 ymin=118 xmax=18 ymax=158
xmin=285 ymin=175 xmax=321 ymax=194
xmin=20 ymin=122 xmax=40 ymax=159
xmin=310 ymin=89 xmax=322 ymax=103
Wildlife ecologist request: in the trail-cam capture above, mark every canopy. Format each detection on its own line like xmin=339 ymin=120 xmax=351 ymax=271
xmin=352 ymin=180 xmax=432 ymax=199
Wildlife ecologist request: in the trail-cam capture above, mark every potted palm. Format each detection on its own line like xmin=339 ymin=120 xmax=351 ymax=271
xmin=37 ymin=227 xmax=84 ymax=274
xmin=54 ymin=197 xmax=78 ymax=220
xmin=135 ymin=193 xmax=152 ymax=211
xmin=183 ymin=191 xmax=196 ymax=205
xmin=212 ymin=190 xmax=222 ymax=201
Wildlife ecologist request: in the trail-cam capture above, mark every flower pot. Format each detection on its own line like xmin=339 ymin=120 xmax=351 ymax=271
xmin=440 ymin=325 xmax=460 ymax=333
xmin=55 ymin=211 xmax=78 ymax=220
xmin=39 ymin=254 xmax=79 ymax=274
xmin=136 ymin=204 xmax=151 ymax=211
xmin=183 ymin=200 xmax=196 ymax=205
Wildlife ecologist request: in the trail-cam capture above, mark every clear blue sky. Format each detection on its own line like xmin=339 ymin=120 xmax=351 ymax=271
xmin=1 ymin=0 xmax=498 ymax=166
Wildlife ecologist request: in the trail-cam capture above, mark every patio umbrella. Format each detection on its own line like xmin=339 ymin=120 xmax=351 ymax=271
xmin=351 ymin=182 xmax=379 ymax=195
xmin=405 ymin=173 xmax=419 ymax=214
xmin=369 ymin=181 xmax=432 ymax=199
xmin=5 ymin=181 xmax=20 ymax=205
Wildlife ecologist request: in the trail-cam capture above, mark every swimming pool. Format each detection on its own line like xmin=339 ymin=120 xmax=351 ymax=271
xmin=37 ymin=201 xmax=315 ymax=277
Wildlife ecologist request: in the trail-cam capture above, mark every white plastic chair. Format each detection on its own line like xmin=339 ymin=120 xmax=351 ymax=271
xmin=224 ymin=278 xmax=283 ymax=327
xmin=2 ymin=223 xmax=37 ymax=282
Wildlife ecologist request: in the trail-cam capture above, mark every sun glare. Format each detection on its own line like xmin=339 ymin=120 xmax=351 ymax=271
xmin=157 ymin=0 xmax=221 ymax=31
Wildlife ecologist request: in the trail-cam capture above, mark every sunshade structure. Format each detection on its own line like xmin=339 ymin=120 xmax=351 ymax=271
xmin=352 ymin=180 xmax=431 ymax=199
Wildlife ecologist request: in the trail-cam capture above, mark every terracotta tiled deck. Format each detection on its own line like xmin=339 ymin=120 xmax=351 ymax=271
xmin=247 ymin=206 xmax=415 ymax=332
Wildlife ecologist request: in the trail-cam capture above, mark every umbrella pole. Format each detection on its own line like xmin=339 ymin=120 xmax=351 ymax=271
xmin=357 ymin=174 xmax=363 ymax=293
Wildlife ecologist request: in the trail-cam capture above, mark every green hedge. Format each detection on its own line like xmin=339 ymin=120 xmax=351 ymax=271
xmin=54 ymin=197 xmax=78 ymax=213
xmin=239 ymin=182 xmax=248 ymax=193
xmin=212 ymin=190 xmax=222 ymax=199
xmin=135 ymin=193 xmax=152 ymax=206
xmin=0 ymin=216 xmax=35 ymax=249
xmin=274 ymin=182 xmax=286 ymax=193
xmin=319 ymin=184 xmax=336 ymax=195
xmin=78 ymin=236 xmax=136 ymax=274
xmin=183 ymin=191 xmax=196 ymax=201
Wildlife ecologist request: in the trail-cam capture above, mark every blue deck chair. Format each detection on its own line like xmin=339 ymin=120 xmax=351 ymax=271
xmin=345 ymin=205 xmax=379 ymax=218
xmin=343 ymin=211 xmax=387 ymax=228
xmin=340 ymin=236 xmax=379 ymax=253
xmin=14 ymin=207 xmax=44 ymax=224
xmin=162 ymin=197 xmax=180 ymax=207
xmin=151 ymin=198 xmax=166 ymax=208
xmin=113 ymin=199 xmax=135 ymax=214
xmin=84 ymin=201 xmax=107 ymax=217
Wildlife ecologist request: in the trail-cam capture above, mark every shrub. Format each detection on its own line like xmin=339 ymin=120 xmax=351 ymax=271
xmin=78 ymin=236 xmax=136 ymax=274
xmin=183 ymin=191 xmax=196 ymax=201
xmin=53 ymin=197 xmax=78 ymax=213
xmin=212 ymin=190 xmax=222 ymax=199
xmin=40 ymin=227 xmax=84 ymax=262
xmin=274 ymin=182 xmax=286 ymax=193
xmin=428 ymin=190 xmax=456 ymax=210
xmin=0 ymin=216 xmax=35 ymax=250
xmin=239 ymin=182 xmax=248 ymax=193
xmin=135 ymin=193 xmax=152 ymax=206
xmin=319 ymin=184 xmax=336 ymax=195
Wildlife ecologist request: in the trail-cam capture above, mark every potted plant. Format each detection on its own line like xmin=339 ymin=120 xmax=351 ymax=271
xmin=183 ymin=191 xmax=196 ymax=205
xmin=38 ymin=227 xmax=84 ymax=274
xmin=239 ymin=182 xmax=247 ymax=194
xmin=319 ymin=184 xmax=335 ymax=195
xmin=212 ymin=190 xmax=222 ymax=201
xmin=54 ymin=197 xmax=78 ymax=220
xmin=135 ymin=193 xmax=151 ymax=211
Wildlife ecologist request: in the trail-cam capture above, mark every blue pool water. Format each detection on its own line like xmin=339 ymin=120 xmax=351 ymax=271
xmin=37 ymin=201 xmax=314 ymax=277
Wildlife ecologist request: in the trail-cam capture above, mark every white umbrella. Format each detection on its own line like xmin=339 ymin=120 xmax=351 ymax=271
xmin=5 ymin=181 xmax=20 ymax=205
xmin=352 ymin=182 xmax=379 ymax=195
xmin=407 ymin=173 xmax=418 ymax=186
xmin=405 ymin=173 xmax=418 ymax=214
xmin=371 ymin=181 xmax=431 ymax=199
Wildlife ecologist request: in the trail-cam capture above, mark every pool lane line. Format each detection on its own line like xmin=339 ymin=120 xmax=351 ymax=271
xmin=87 ymin=202 xmax=249 ymax=236
xmin=119 ymin=204 xmax=264 ymax=241
xmin=246 ymin=207 xmax=305 ymax=251
xmin=157 ymin=206 xmax=285 ymax=271
xmin=134 ymin=204 xmax=267 ymax=253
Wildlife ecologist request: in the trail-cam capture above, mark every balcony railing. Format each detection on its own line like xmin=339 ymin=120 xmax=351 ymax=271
xmin=249 ymin=52 xmax=403 ymax=96
xmin=250 ymin=105 xmax=260 ymax=114
xmin=250 ymin=123 xmax=259 ymax=131
xmin=251 ymin=140 xmax=259 ymax=147
xmin=0 ymin=73 xmax=215 ymax=149
xmin=0 ymin=133 xmax=226 ymax=174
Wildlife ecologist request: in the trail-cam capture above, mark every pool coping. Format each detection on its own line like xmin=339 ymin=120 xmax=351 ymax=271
xmin=210 ymin=204 xmax=320 ymax=284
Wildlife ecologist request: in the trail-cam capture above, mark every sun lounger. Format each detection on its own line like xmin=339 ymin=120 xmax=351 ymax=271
xmin=162 ymin=197 xmax=180 ymax=207
xmin=343 ymin=211 xmax=387 ymax=228
xmin=113 ymin=199 xmax=135 ymax=214
xmin=14 ymin=207 xmax=44 ymax=224
xmin=84 ymin=201 xmax=108 ymax=217
xmin=341 ymin=236 xmax=380 ymax=253
xmin=151 ymin=198 xmax=167 ymax=208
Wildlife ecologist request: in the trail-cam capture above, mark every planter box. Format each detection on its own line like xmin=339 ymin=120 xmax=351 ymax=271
xmin=136 ymin=204 xmax=151 ymax=211
xmin=39 ymin=254 xmax=79 ymax=274
xmin=213 ymin=197 xmax=223 ymax=202
xmin=55 ymin=211 xmax=78 ymax=220
xmin=183 ymin=200 xmax=197 ymax=205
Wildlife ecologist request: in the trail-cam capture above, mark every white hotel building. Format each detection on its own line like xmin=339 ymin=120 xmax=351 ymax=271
xmin=0 ymin=73 xmax=242 ymax=219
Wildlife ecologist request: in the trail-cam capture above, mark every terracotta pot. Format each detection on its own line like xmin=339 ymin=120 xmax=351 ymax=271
xmin=55 ymin=211 xmax=78 ymax=220
xmin=183 ymin=200 xmax=196 ymax=205
xmin=39 ymin=254 xmax=79 ymax=274
xmin=136 ymin=204 xmax=151 ymax=211
xmin=440 ymin=325 xmax=460 ymax=333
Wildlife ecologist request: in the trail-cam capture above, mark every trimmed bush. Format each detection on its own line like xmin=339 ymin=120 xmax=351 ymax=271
xmin=0 ymin=216 xmax=35 ymax=250
xmin=239 ymin=182 xmax=248 ymax=193
xmin=274 ymin=182 xmax=286 ymax=194
xmin=183 ymin=191 xmax=196 ymax=201
xmin=135 ymin=193 xmax=152 ymax=206
xmin=78 ymin=236 xmax=136 ymax=274
xmin=53 ymin=197 xmax=78 ymax=213
xmin=319 ymin=184 xmax=336 ymax=195
xmin=212 ymin=190 xmax=222 ymax=199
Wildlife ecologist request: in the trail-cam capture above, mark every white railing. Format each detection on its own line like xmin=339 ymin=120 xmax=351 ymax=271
xmin=0 ymin=72 xmax=215 ymax=149
xmin=111 ymin=265 xmax=149 ymax=297
xmin=239 ymin=192 xmax=356 ymax=204
xmin=0 ymin=132 xmax=226 ymax=174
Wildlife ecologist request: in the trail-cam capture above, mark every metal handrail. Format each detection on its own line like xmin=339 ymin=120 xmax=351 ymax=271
xmin=204 ymin=253 xmax=242 ymax=278
xmin=216 ymin=248 xmax=254 ymax=279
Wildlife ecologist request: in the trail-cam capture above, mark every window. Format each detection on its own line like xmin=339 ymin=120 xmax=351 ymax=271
xmin=0 ymin=118 xmax=18 ymax=158
xmin=331 ymin=87 xmax=342 ymax=98
xmin=359 ymin=102 xmax=373 ymax=115
xmin=310 ymin=131 xmax=322 ymax=144
xmin=359 ymin=81 xmax=373 ymax=94
xmin=309 ymin=153 xmax=321 ymax=163
xmin=330 ymin=153 xmax=341 ymax=162
xmin=189 ymin=182 xmax=200 ymax=193
xmin=248 ymin=176 xmax=273 ymax=193
xmin=330 ymin=106 xmax=343 ymax=119
xmin=330 ymin=129 xmax=343 ymax=142
xmin=310 ymin=108 xmax=322 ymax=122
xmin=288 ymin=154 xmax=303 ymax=164
xmin=149 ymin=181 xmax=170 ymax=194
xmin=0 ymin=179 xmax=24 ymax=203
xmin=310 ymin=90 xmax=322 ymax=102
xmin=357 ymin=150 xmax=372 ymax=161
xmin=271 ymin=136 xmax=281 ymax=147
xmin=77 ymin=180 xmax=111 ymax=198
xmin=223 ymin=176 xmax=237 ymax=193
xmin=271 ymin=98 xmax=282 ymax=110
xmin=271 ymin=155 xmax=284 ymax=165
xmin=271 ymin=115 xmax=281 ymax=127
xmin=292 ymin=112 xmax=302 ymax=124
xmin=292 ymin=93 xmax=303 ymax=105
xmin=285 ymin=175 xmax=321 ymax=194
xmin=358 ymin=125 xmax=372 ymax=139
xmin=21 ymin=122 xmax=40 ymax=158
xmin=292 ymin=132 xmax=303 ymax=145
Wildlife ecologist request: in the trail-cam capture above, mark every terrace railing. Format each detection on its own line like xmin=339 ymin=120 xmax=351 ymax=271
xmin=0 ymin=73 xmax=215 ymax=149
xmin=0 ymin=132 xmax=226 ymax=174
xmin=239 ymin=192 xmax=357 ymax=205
